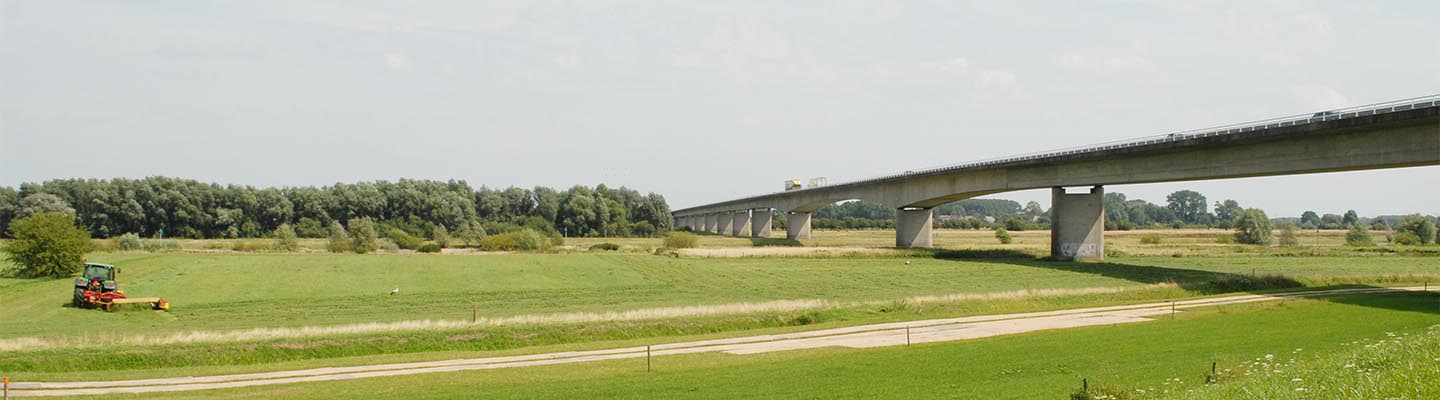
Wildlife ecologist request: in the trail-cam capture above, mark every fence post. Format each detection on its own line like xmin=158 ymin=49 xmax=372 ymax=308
xmin=472 ymin=304 xmax=478 ymax=324
xmin=1171 ymin=301 xmax=1176 ymax=319
xmin=647 ymin=345 xmax=652 ymax=372
xmin=4 ymin=376 xmax=8 ymax=400
xmin=906 ymin=326 xmax=911 ymax=346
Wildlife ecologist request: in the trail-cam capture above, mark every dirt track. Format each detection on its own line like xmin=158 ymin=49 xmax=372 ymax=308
xmin=8 ymin=286 xmax=1425 ymax=397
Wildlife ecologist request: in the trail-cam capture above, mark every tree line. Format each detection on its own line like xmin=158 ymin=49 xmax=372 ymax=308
xmin=0 ymin=177 xmax=673 ymax=239
xmin=797 ymin=189 xmax=1436 ymax=236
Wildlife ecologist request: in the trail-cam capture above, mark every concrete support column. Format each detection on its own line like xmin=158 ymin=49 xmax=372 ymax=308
xmin=895 ymin=208 xmax=934 ymax=248
xmin=1051 ymin=186 xmax=1105 ymax=262
xmin=750 ymin=209 xmax=773 ymax=238
xmin=703 ymin=214 xmax=717 ymax=233
xmin=731 ymin=210 xmax=752 ymax=237
xmin=715 ymin=212 xmax=733 ymax=235
xmin=786 ymin=211 xmax=812 ymax=240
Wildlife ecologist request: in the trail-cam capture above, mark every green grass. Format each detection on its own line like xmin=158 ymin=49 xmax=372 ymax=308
xmin=79 ymin=291 xmax=1440 ymax=399
xmin=3 ymin=249 xmax=1438 ymax=376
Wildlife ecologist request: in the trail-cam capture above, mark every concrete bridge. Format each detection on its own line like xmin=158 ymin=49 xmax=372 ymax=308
xmin=672 ymin=95 xmax=1440 ymax=261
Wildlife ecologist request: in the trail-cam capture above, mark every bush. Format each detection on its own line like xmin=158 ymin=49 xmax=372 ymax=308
xmin=1214 ymin=234 xmax=1235 ymax=244
xmin=480 ymin=229 xmax=553 ymax=251
xmin=431 ymin=225 xmax=450 ymax=248
xmin=2 ymin=212 xmax=94 ymax=278
xmin=273 ymin=224 xmax=300 ymax=252
xmin=994 ymin=227 xmax=1012 ymax=244
xmin=1396 ymin=215 xmax=1437 ymax=245
xmin=1393 ymin=232 xmax=1423 ymax=246
xmin=662 ymin=232 xmax=699 ymax=249
xmin=417 ymin=242 xmax=442 ymax=253
xmin=454 ymin=220 xmax=487 ymax=248
xmin=295 ymin=218 xmax=328 ymax=238
xmin=1344 ymin=223 xmax=1375 ymax=246
xmin=1278 ymin=221 xmax=1300 ymax=246
xmin=1232 ymin=208 xmax=1273 ymax=245
xmin=326 ymin=221 xmax=350 ymax=253
xmin=385 ymin=228 xmax=422 ymax=250
xmin=117 ymin=233 xmax=144 ymax=251
xmin=1138 ymin=233 xmax=1162 ymax=244
xmin=348 ymin=217 xmax=378 ymax=254
xmin=590 ymin=242 xmax=621 ymax=251
xmin=376 ymin=238 xmax=400 ymax=251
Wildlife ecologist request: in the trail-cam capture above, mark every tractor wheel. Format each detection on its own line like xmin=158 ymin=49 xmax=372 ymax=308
xmin=73 ymin=288 xmax=87 ymax=308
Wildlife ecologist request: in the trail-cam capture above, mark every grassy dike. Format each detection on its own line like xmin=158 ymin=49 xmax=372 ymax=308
xmin=87 ymin=291 xmax=1440 ymax=399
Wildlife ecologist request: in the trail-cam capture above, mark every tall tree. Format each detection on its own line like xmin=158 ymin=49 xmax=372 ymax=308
xmin=1165 ymin=190 xmax=1208 ymax=225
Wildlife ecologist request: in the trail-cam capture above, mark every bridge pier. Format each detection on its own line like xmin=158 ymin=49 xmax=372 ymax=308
xmin=750 ymin=209 xmax=773 ymax=238
xmin=731 ymin=211 xmax=752 ymax=237
xmin=786 ymin=211 xmax=812 ymax=240
xmin=895 ymin=208 xmax=934 ymax=248
xmin=711 ymin=212 xmax=725 ymax=234
xmin=1051 ymin=186 xmax=1105 ymax=262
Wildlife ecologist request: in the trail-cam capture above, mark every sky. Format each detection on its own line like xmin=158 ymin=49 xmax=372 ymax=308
xmin=1 ymin=0 xmax=1437 ymax=217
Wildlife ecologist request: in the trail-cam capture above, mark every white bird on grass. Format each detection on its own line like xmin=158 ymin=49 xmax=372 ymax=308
xmin=390 ymin=287 xmax=400 ymax=295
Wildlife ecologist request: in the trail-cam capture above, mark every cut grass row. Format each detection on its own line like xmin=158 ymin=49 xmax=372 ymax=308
xmin=85 ymin=291 xmax=1440 ymax=399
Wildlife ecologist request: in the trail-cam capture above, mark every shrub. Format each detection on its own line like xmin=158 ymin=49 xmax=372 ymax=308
xmin=272 ymin=224 xmax=300 ymax=252
xmin=1232 ymin=208 xmax=1272 ymax=245
xmin=117 ymin=233 xmax=144 ymax=251
xmin=1278 ymin=221 xmax=1300 ymax=246
xmin=294 ymin=218 xmax=327 ymax=238
xmin=431 ymin=225 xmax=450 ymax=248
xmin=454 ymin=220 xmax=487 ymax=248
xmin=326 ymin=221 xmax=350 ymax=253
xmin=663 ymin=232 xmax=699 ymax=249
xmin=1138 ymin=233 xmax=1162 ymax=244
xmin=417 ymin=242 xmax=442 ymax=253
xmin=994 ymin=227 xmax=1012 ymax=244
xmin=385 ymin=228 xmax=422 ymax=250
xmin=348 ymin=217 xmax=378 ymax=254
xmin=1214 ymin=234 xmax=1235 ymax=244
xmin=1344 ymin=223 xmax=1375 ymax=246
xmin=1395 ymin=215 xmax=1436 ymax=245
xmin=589 ymin=242 xmax=621 ymax=251
xmin=1393 ymin=232 xmax=1423 ymax=246
xmin=2 ymin=212 xmax=94 ymax=278
xmin=480 ymin=228 xmax=553 ymax=251
xmin=377 ymin=238 xmax=400 ymax=251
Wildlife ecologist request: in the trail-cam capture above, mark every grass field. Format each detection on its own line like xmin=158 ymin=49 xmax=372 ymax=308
xmin=79 ymin=290 xmax=1440 ymax=399
xmin=2 ymin=228 xmax=1438 ymax=398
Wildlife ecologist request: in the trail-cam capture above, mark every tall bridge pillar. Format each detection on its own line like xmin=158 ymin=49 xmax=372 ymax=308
xmin=895 ymin=208 xmax=934 ymax=248
xmin=1051 ymin=186 xmax=1105 ymax=262
xmin=715 ymin=212 xmax=732 ymax=235
xmin=786 ymin=211 xmax=812 ymax=240
xmin=750 ymin=209 xmax=773 ymax=238
xmin=731 ymin=210 xmax=753 ymax=237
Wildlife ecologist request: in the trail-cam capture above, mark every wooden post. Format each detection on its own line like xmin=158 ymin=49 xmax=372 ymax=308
xmin=472 ymin=304 xmax=478 ymax=324
xmin=4 ymin=376 xmax=8 ymax=400
xmin=646 ymin=345 xmax=652 ymax=372
xmin=906 ymin=326 xmax=911 ymax=346
xmin=1171 ymin=301 xmax=1176 ymax=319
xmin=1082 ymin=378 xmax=1088 ymax=392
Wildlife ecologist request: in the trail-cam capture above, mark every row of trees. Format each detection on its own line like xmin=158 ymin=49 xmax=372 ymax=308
xmin=0 ymin=177 xmax=673 ymax=239
xmin=796 ymin=189 xmax=1437 ymax=237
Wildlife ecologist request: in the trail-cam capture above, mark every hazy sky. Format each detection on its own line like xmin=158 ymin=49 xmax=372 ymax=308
xmin=1 ymin=1 xmax=1437 ymax=217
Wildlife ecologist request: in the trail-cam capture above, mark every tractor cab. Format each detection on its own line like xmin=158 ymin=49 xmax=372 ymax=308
xmin=79 ymin=263 xmax=118 ymax=291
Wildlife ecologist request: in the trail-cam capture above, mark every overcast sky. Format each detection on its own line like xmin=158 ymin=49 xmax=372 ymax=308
xmin=1 ymin=1 xmax=1436 ymax=217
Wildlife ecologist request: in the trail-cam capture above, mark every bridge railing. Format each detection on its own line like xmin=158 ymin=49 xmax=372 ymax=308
xmin=820 ymin=94 xmax=1440 ymax=189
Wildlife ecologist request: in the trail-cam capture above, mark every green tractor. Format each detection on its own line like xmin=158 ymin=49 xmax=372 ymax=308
xmin=73 ymin=262 xmax=169 ymax=311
